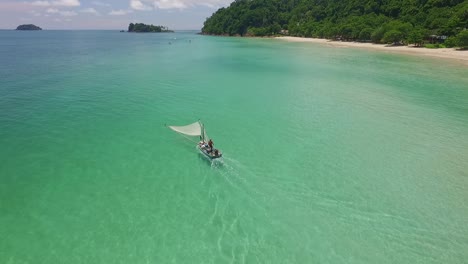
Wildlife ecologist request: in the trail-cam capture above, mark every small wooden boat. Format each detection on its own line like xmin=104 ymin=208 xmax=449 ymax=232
xmin=197 ymin=141 xmax=222 ymax=159
xmin=167 ymin=120 xmax=223 ymax=160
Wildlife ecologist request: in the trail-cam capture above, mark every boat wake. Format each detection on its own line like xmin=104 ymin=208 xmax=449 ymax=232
xmin=207 ymin=154 xmax=270 ymax=211
xmin=199 ymin=153 xmax=273 ymax=261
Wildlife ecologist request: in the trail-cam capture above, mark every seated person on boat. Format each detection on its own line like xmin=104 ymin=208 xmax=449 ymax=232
xmin=199 ymin=139 xmax=214 ymax=152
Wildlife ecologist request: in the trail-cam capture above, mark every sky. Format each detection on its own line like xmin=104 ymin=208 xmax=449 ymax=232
xmin=0 ymin=0 xmax=233 ymax=30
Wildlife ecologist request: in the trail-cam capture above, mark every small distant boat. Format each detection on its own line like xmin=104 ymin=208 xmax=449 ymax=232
xmin=167 ymin=120 xmax=222 ymax=159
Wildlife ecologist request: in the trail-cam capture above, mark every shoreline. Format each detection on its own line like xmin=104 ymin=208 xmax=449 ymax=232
xmin=276 ymin=36 xmax=468 ymax=66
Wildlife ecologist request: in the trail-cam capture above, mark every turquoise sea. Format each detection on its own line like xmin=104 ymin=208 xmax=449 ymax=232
xmin=1 ymin=30 xmax=468 ymax=263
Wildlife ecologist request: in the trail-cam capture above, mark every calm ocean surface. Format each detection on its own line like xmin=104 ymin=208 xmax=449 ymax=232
xmin=1 ymin=30 xmax=467 ymax=263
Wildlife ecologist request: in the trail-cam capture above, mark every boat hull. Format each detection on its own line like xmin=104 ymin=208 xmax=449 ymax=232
xmin=197 ymin=145 xmax=222 ymax=159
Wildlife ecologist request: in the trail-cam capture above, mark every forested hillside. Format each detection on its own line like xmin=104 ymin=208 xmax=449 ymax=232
xmin=128 ymin=23 xmax=173 ymax=33
xmin=202 ymin=0 xmax=468 ymax=45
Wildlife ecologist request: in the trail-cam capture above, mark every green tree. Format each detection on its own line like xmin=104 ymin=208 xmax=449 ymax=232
xmin=358 ymin=28 xmax=373 ymax=42
xmin=201 ymin=0 xmax=467 ymax=42
xmin=371 ymin=26 xmax=386 ymax=43
xmin=444 ymin=36 xmax=458 ymax=47
xmin=455 ymin=30 xmax=468 ymax=49
xmin=383 ymin=29 xmax=404 ymax=44
xmin=407 ymin=28 xmax=427 ymax=46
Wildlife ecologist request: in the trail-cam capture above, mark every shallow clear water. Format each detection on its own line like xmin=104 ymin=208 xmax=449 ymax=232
xmin=1 ymin=30 xmax=468 ymax=263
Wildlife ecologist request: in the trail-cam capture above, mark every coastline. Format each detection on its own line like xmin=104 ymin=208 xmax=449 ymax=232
xmin=276 ymin=36 xmax=468 ymax=66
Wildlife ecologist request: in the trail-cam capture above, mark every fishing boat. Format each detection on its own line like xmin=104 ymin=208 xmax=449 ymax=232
xmin=167 ymin=120 xmax=222 ymax=159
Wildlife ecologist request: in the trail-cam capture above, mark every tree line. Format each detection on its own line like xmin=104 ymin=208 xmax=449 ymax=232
xmin=128 ymin=23 xmax=173 ymax=33
xmin=202 ymin=0 xmax=468 ymax=48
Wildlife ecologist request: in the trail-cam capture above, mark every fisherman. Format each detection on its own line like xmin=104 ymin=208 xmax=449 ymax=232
xmin=208 ymin=139 xmax=214 ymax=150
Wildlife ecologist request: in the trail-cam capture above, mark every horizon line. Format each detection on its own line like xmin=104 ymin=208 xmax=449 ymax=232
xmin=0 ymin=28 xmax=202 ymax=31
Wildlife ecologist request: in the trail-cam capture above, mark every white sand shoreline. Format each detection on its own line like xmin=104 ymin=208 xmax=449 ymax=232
xmin=276 ymin=36 xmax=468 ymax=66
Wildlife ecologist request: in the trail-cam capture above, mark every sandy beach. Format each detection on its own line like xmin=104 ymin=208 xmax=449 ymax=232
xmin=276 ymin=36 xmax=468 ymax=66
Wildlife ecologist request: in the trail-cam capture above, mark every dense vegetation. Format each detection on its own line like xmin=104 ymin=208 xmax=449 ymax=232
xmin=128 ymin=23 xmax=173 ymax=33
xmin=202 ymin=0 xmax=468 ymax=46
xmin=16 ymin=24 xmax=42 ymax=30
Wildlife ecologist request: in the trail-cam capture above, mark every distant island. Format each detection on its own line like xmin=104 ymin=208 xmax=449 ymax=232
xmin=128 ymin=23 xmax=173 ymax=33
xmin=16 ymin=24 xmax=42 ymax=31
xmin=201 ymin=0 xmax=468 ymax=49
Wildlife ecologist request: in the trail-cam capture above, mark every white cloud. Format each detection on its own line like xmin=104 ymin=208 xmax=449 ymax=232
xmin=46 ymin=8 xmax=77 ymax=16
xmin=31 ymin=0 xmax=80 ymax=7
xmin=109 ymin=9 xmax=132 ymax=15
xmin=0 ymin=2 xmax=33 ymax=12
xmin=80 ymin=7 xmax=99 ymax=15
xmin=198 ymin=2 xmax=218 ymax=8
xmin=31 ymin=1 xmax=50 ymax=6
xmin=52 ymin=0 xmax=80 ymax=7
xmin=46 ymin=8 xmax=59 ymax=13
xmin=130 ymin=0 xmax=152 ymax=11
xmin=153 ymin=0 xmax=186 ymax=9
xmin=91 ymin=1 xmax=110 ymax=6
xmin=29 ymin=10 xmax=42 ymax=16
xmin=60 ymin=10 xmax=77 ymax=16
xmin=143 ymin=0 xmax=230 ymax=10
